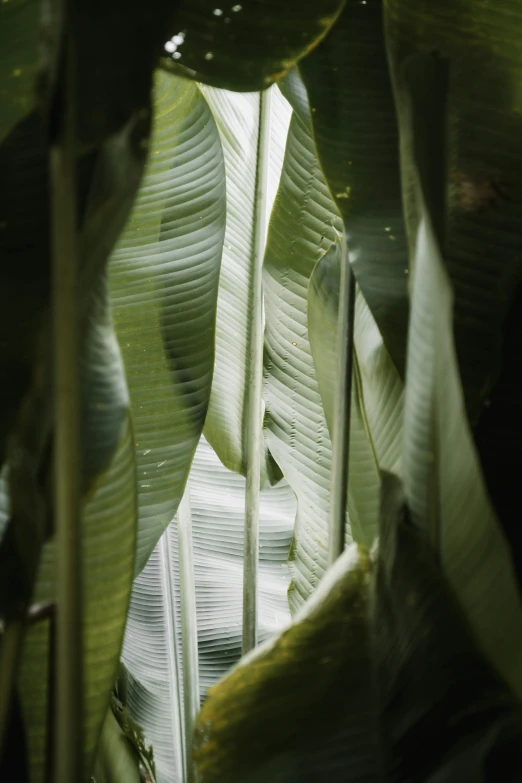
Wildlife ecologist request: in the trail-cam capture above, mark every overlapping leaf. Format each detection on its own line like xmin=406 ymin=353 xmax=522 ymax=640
xmin=263 ymin=75 xmax=403 ymax=610
xmin=108 ymin=71 xmax=226 ymax=573
xmin=299 ymin=0 xmax=409 ymax=375
xmin=15 ymin=282 xmax=137 ymax=783
xmin=161 ymin=0 xmax=345 ymax=92
xmin=307 ymin=245 xmax=402 ymax=549
xmin=200 ymin=85 xmax=291 ymax=480
xmin=121 ymin=438 xmax=295 ymax=783
xmin=0 ymin=0 xmax=40 ymax=144
xmin=385 ymin=0 xmax=522 ymax=584
xmin=193 ymin=474 xmax=522 ymax=783
xmin=262 ymin=106 xmax=338 ymax=612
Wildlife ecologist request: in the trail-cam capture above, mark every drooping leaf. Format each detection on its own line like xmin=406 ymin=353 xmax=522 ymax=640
xmin=394 ymin=49 xmax=522 ymax=700
xmin=160 ymin=1 xmax=346 ymax=92
xmin=192 ymin=475 xmax=522 ymax=783
xmin=384 ymin=0 xmax=522 ymax=585
xmin=121 ymin=437 xmax=295 ymax=783
xmin=0 ymin=0 xmax=40 ymax=144
xmin=299 ymin=0 xmax=409 ymax=375
xmin=108 ymin=71 xmax=226 ymax=573
xmin=200 ymin=85 xmax=291 ymax=481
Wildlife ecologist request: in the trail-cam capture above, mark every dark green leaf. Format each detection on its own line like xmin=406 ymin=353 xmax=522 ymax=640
xmin=0 ymin=0 xmax=40 ymax=144
xmin=395 ymin=50 xmax=522 ymax=699
xmin=299 ymin=0 xmax=409 ymax=375
xmin=384 ymin=0 xmax=522 ymax=587
xmin=160 ymin=1 xmax=345 ymax=92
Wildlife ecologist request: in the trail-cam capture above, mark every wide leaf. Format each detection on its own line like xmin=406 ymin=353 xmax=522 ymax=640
xmin=121 ymin=437 xmax=295 ymax=783
xmin=161 ymin=1 xmax=345 ymax=92
xmin=108 ymin=71 xmax=226 ymax=573
xmin=192 ymin=475 xmax=522 ymax=783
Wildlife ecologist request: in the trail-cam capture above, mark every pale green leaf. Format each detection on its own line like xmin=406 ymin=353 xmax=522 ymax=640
xmin=121 ymin=438 xmax=295 ymax=783
xmin=201 ymin=85 xmax=291 ymax=481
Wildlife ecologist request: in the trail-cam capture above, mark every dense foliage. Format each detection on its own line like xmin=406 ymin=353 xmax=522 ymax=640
xmin=2 ymin=1 xmax=522 ymax=782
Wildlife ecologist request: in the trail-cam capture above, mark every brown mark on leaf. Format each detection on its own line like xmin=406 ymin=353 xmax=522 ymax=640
xmin=451 ymin=171 xmax=512 ymax=213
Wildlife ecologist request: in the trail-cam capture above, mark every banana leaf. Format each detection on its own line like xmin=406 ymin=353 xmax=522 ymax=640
xmin=200 ymin=85 xmax=291 ymax=482
xmin=192 ymin=473 xmax=522 ymax=783
xmin=108 ymin=71 xmax=226 ymax=573
xmin=385 ymin=0 xmax=522 ymax=587
xmin=161 ymin=0 xmax=346 ymax=92
xmin=121 ymin=437 xmax=295 ymax=783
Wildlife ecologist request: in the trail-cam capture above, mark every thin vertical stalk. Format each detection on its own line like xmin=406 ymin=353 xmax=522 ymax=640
xmin=159 ymin=530 xmax=185 ymax=783
xmin=328 ymin=236 xmax=356 ymax=566
xmin=176 ymin=483 xmax=199 ymax=783
xmin=51 ymin=27 xmax=83 ymax=783
xmin=243 ymin=89 xmax=271 ymax=655
xmin=0 ymin=620 xmax=24 ymax=758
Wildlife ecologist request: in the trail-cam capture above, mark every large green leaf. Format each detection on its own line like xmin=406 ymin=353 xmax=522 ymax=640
xmin=108 ymin=71 xmax=226 ymax=573
xmin=193 ymin=474 xmax=522 ymax=783
xmin=263 ymin=76 xmax=403 ymax=609
xmin=384 ymin=0 xmax=522 ymax=585
xmin=200 ymin=85 xmax=291 ymax=480
xmin=262 ymin=106 xmax=338 ymax=612
xmin=160 ymin=1 xmax=345 ymax=92
xmin=391 ymin=49 xmax=522 ymax=700
xmin=299 ymin=0 xmax=409 ymax=375
xmin=16 ymin=283 xmax=137 ymax=782
xmin=404 ymin=207 xmax=522 ymax=699
xmin=121 ymin=437 xmax=295 ymax=783
xmin=0 ymin=0 xmax=39 ymax=144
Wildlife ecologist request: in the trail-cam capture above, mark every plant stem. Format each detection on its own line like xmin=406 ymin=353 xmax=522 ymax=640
xmin=243 ymin=89 xmax=271 ymax=655
xmin=328 ymin=236 xmax=356 ymax=566
xmin=159 ymin=528 xmax=184 ymax=783
xmin=177 ymin=483 xmax=199 ymax=783
xmin=51 ymin=28 xmax=83 ymax=783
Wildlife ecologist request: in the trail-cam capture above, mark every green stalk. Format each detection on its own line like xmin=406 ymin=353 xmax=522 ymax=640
xmin=328 ymin=236 xmax=356 ymax=567
xmin=243 ymin=89 xmax=271 ymax=655
xmin=51 ymin=30 xmax=83 ymax=783
xmin=177 ymin=483 xmax=200 ymax=783
xmin=159 ymin=528 xmax=185 ymax=783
